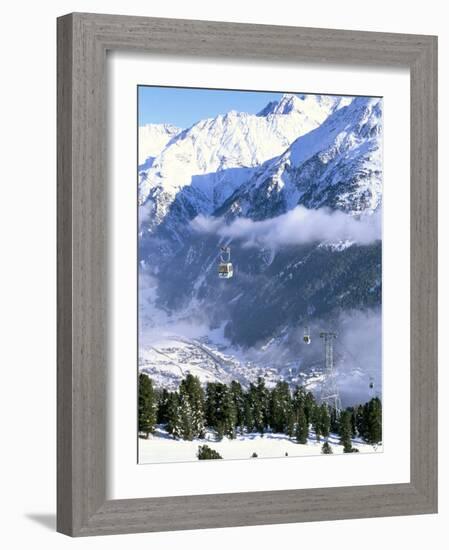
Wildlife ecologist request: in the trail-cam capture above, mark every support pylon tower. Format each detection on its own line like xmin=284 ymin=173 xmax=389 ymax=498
xmin=319 ymin=332 xmax=342 ymax=413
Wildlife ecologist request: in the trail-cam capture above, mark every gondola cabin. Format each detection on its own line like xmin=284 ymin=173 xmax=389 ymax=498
xmin=303 ymin=327 xmax=311 ymax=344
xmin=218 ymin=246 xmax=233 ymax=279
xmin=218 ymin=262 xmax=233 ymax=279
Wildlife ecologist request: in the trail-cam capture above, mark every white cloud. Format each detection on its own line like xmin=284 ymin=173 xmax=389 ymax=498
xmin=191 ymin=206 xmax=381 ymax=248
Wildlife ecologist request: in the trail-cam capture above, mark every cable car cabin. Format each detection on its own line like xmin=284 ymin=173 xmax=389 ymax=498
xmin=218 ymin=262 xmax=233 ymax=279
xmin=303 ymin=327 xmax=311 ymax=344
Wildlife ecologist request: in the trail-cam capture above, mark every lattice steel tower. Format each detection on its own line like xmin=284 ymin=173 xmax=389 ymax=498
xmin=319 ymin=332 xmax=342 ymax=413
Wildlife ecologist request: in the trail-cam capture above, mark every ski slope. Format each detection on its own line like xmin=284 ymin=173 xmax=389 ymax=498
xmin=139 ymin=427 xmax=381 ymax=464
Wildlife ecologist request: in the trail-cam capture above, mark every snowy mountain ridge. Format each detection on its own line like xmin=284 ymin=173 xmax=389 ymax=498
xmin=137 ymin=92 xmax=383 ymax=402
xmin=138 ymin=94 xmax=351 ymax=235
xmin=138 ymin=122 xmax=182 ymax=166
xmin=216 ymin=96 xmax=382 ymax=220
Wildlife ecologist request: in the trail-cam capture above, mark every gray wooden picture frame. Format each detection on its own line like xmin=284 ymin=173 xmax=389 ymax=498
xmin=57 ymin=12 xmax=438 ymax=537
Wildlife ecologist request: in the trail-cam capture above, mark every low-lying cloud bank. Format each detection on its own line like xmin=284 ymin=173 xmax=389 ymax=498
xmin=191 ymin=206 xmax=381 ymax=248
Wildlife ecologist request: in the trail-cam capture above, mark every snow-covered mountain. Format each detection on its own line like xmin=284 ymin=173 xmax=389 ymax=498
xmin=138 ymin=123 xmax=181 ymax=167
xmin=138 ymin=94 xmax=349 ymax=239
xmin=216 ymin=97 xmax=382 ymax=221
xmin=137 ymin=92 xmax=383 ymax=396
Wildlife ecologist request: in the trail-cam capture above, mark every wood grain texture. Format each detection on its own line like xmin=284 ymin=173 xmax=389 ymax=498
xmin=57 ymin=12 xmax=438 ymax=537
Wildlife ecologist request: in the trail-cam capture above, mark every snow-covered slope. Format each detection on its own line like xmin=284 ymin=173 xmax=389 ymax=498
xmin=138 ymin=94 xmax=350 ymax=236
xmin=217 ymin=97 xmax=382 ymax=220
xmin=139 ymin=427 xmax=381 ymax=463
xmin=138 ymin=123 xmax=181 ymax=166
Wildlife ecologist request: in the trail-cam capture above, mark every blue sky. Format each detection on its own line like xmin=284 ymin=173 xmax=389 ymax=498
xmin=138 ymin=86 xmax=286 ymax=129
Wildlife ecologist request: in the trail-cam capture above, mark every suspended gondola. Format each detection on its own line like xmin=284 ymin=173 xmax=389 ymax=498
xmin=303 ymin=326 xmax=311 ymax=344
xmin=218 ymin=246 xmax=233 ymax=279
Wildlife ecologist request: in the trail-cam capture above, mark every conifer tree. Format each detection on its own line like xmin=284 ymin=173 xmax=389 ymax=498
xmin=205 ymin=382 xmax=219 ymax=428
xmin=353 ymin=404 xmax=364 ymax=439
xmin=248 ymin=381 xmax=266 ymax=434
xmin=205 ymin=382 xmax=236 ymax=439
xmin=138 ymin=374 xmax=157 ymax=438
xmin=330 ymin=406 xmax=340 ymax=433
xmin=178 ymin=391 xmax=194 ymax=441
xmin=197 ymin=445 xmax=222 ymax=460
xmin=243 ymin=390 xmax=255 ymax=432
xmin=156 ymin=388 xmax=170 ymax=424
xmin=295 ymin=403 xmax=308 ymax=444
xmin=166 ymin=392 xmax=181 ymax=438
xmin=270 ymin=381 xmax=292 ymax=433
xmin=304 ymin=391 xmax=316 ymax=426
xmin=320 ymin=403 xmax=331 ymax=440
xmin=349 ymin=406 xmax=357 ymax=437
xmin=286 ymin=409 xmax=296 ymax=438
xmin=230 ymin=380 xmax=245 ymax=432
xmin=292 ymin=385 xmax=306 ymax=414
xmin=311 ymin=403 xmax=322 ymax=442
xmin=366 ymin=397 xmax=382 ymax=444
xmin=321 ymin=441 xmax=333 ymax=454
xmin=256 ymin=377 xmax=270 ymax=433
xmin=219 ymin=384 xmax=237 ymax=438
xmin=180 ymin=374 xmax=205 ymax=438
xmin=339 ymin=409 xmax=353 ymax=453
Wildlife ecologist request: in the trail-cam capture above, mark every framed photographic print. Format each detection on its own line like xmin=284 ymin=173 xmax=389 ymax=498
xmin=57 ymin=13 xmax=437 ymax=536
xmin=136 ymin=85 xmax=383 ymax=465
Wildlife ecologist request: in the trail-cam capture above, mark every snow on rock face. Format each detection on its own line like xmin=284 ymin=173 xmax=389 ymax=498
xmin=138 ymin=123 xmax=182 ymax=166
xmin=138 ymin=94 xmax=349 ymax=232
xmin=218 ymin=97 xmax=382 ymax=220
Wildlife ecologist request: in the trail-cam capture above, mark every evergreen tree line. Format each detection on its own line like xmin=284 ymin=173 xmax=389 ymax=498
xmin=139 ymin=373 xmax=382 ymax=453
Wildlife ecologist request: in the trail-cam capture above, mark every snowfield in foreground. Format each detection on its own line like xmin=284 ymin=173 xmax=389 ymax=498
xmin=139 ymin=427 xmax=381 ymax=464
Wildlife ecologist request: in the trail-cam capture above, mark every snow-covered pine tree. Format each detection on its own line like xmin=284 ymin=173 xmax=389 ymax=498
xmin=205 ymin=382 xmax=237 ymax=439
xmin=197 ymin=445 xmax=222 ymax=460
xmin=138 ymin=373 xmax=157 ymax=438
xmin=156 ymin=387 xmax=170 ymax=424
xmin=178 ymin=392 xmax=194 ymax=441
xmin=355 ymin=404 xmax=366 ymax=439
xmin=179 ymin=373 xmax=205 ymax=438
xmin=166 ymin=392 xmax=182 ymax=438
